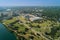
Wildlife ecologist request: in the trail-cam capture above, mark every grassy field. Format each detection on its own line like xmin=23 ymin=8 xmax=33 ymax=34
xmin=2 ymin=16 xmax=60 ymax=40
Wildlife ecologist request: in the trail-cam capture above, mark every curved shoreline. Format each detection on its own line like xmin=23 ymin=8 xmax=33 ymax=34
xmin=0 ymin=22 xmax=18 ymax=40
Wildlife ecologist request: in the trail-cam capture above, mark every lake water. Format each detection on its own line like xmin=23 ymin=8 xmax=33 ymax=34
xmin=0 ymin=23 xmax=16 ymax=40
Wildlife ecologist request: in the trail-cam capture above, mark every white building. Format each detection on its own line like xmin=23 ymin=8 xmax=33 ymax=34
xmin=25 ymin=14 xmax=43 ymax=21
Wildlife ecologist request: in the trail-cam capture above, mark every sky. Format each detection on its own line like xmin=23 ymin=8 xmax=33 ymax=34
xmin=0 ymin=0 xmax=60 ymax=6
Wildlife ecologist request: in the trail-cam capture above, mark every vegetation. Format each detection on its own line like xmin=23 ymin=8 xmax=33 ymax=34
xmin=2 ymin=15 xmax=60 ymax=40
xmin=1 ymin=7 xmax=60 ymax=40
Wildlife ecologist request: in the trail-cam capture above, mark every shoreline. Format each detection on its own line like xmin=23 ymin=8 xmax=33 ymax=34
xmin=0 ymin=22 xmax=18 ymax=40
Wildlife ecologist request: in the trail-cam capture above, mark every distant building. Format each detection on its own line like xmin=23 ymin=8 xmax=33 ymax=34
xmin=0 ymin=12 xmax=2 ymax=17
xmin=29 ymin=17 xmax=43 ymax=21
xmin=25 ymin=14 xmax=43 ymax=21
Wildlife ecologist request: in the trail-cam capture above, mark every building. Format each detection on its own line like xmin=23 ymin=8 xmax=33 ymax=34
xmin=25 ymin=14 xmax=43 ymax=21
xmin=0 ymin=12 xmax=2 ymax=17
xmin=29 ymin=17 xmax=43 ymax=21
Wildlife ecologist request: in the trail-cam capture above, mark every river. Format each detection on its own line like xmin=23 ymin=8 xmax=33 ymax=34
xmin=0 ymin=23 xmax=16 ymax=40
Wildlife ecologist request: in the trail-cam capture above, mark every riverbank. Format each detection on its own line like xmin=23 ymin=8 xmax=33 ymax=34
xmin=0 ymin=23 xmax=17 ymax=40
xmin=1 ymin=22 xmax=18 ymax=40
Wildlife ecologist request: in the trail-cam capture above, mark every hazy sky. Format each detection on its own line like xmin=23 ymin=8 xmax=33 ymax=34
xmin=0 ymin=0 xmax=60 ymax=6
